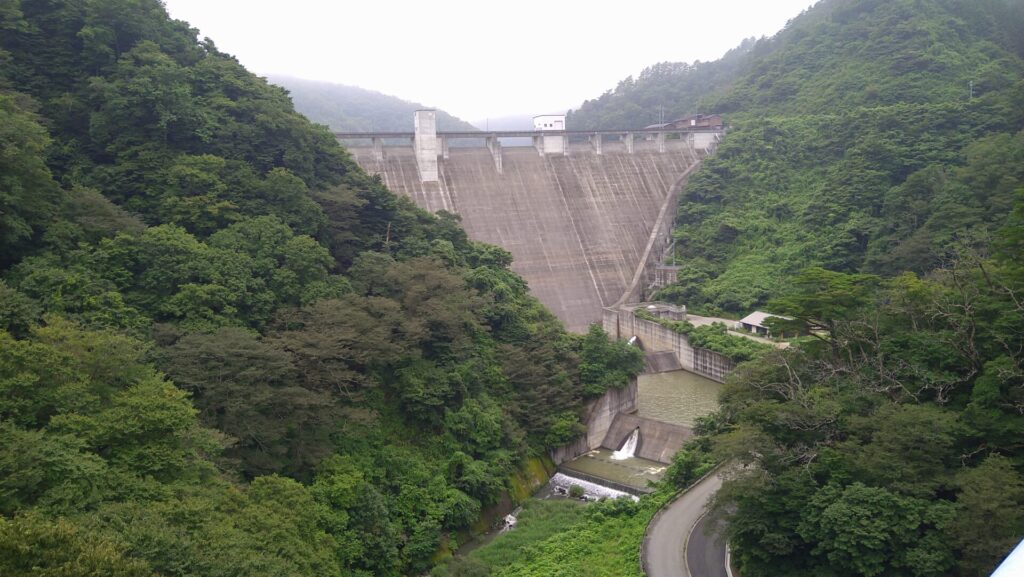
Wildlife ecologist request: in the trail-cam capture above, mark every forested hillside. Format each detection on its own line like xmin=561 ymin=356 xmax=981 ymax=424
xmin=525 ymin=2 xmax=1024 ymax=577
xmin=566 ymin=38 xmax=756 ymax=130
xmin=268 ymin=75 xmax=479 ymax=133
xmin=574 ymin=0 xmax=1024 ymax=315
xmin=0 ymin=1 xmax=640 ymax=575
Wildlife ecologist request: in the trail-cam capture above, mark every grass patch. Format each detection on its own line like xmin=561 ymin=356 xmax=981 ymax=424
xmin=491 ymin=494 xmax=669 ymax=577
xmin=436 ymin=492 xmax=672 ymax=577
xmin=467 ymin=499 xmax=589 ymax=568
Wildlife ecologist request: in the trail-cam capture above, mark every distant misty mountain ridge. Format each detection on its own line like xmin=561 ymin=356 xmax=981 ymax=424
xmin=267 ymin=75 xmax=480 ymax=132
xmin=269 ymin=75 xmax=582 ymax=135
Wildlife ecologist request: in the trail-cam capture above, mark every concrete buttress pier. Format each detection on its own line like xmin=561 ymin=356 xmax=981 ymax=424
xmin=345 ymin=118 xmax=721 ymax=332
xmin=413 ymin=110 xmax=438 ymax=182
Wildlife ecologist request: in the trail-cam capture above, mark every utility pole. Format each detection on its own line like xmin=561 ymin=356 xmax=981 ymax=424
xmin=969 ymin=80 xmax=975 ymax=99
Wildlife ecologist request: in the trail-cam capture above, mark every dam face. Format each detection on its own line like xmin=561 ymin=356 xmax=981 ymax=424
xmin=348 ymin=140 xmax=706 ymax=332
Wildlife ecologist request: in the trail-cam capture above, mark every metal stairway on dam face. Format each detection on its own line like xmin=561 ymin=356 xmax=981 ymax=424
xmin=342 ymin=117 xmax=720 ymax=333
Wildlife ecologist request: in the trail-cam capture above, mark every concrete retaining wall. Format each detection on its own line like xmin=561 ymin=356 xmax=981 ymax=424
xmin=549 ymin=435 xmax=590 ymax=466
xmin=604 ymin=307 xmax=735 ymax=382
xmin=692 ymin=131 xmax=722 ymax=151
xmin=585 ymin=380 xmax=638 ymax=449
xmin=601 ymin=413 xmax=694 ymax=464
xmin=550 ymin=378 xmax=638 ymax=465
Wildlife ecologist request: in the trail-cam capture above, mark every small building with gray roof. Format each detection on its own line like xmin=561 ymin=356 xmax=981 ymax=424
xmin=737 ymin=311 xmax=791 ymax=337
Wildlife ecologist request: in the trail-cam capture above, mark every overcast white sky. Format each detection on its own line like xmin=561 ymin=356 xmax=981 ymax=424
xmin=162 ymin=0 xmax=815 ymax=121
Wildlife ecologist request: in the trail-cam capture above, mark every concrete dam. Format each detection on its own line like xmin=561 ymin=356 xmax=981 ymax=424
xmin=340 ymin=111 xmax=721 ymax=332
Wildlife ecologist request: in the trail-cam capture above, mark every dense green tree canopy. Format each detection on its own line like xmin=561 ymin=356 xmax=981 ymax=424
xmin=0 ymin=1 xmax=645 ymax=575
xmin=708 ymin=247 xmax=1024 ymax=576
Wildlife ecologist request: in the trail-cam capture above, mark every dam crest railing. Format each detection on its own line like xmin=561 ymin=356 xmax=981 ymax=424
xmin=336 ymin=111 xmax=723 ymax=182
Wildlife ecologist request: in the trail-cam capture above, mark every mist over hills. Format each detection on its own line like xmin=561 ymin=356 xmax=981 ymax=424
xmin=470 ymin=115 xmax=536 ymax=131
xmin=268 ymin=74 xmax=480 ymax=132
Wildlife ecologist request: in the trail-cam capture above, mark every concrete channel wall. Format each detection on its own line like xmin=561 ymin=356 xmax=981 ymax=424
xmin=645 ymin=350 xmax=683 ymax=373
xmin=604 ymin=307 xmax=735 ymax=382
xmin=348 ymin=143 xmax=705 ymax=332
xmin=550 ymin=378 xmax=638 ymax=465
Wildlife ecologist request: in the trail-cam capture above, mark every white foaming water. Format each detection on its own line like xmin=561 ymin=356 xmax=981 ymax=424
xmin=548 ymin=473 xmax=639 ymax=502
xmin=611 ymin=428 xmax=640 ymax=461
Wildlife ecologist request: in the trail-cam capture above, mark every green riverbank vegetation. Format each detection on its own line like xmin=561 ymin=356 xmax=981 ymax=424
xmin=448 ymin=496 xmax=657 ymax=577
xmin=431 ymin=434 xmax=717 ymax=577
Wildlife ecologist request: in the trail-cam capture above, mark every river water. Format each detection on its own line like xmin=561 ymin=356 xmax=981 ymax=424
xmin=636 ymin=370 xmax=721 ymax=427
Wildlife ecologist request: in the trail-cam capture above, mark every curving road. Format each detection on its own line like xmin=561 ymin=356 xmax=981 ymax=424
xmin=686 ymin=514 xmax=727 ymax=577
xmin=643 ymin=469 xmax=726 ymax=577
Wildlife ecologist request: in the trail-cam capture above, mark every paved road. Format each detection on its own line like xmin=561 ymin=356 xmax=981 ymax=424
xmin=644 ymin=469 xmax=725 ymax=577
xmin=687 ymin=514 xmax=727 ymax=577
